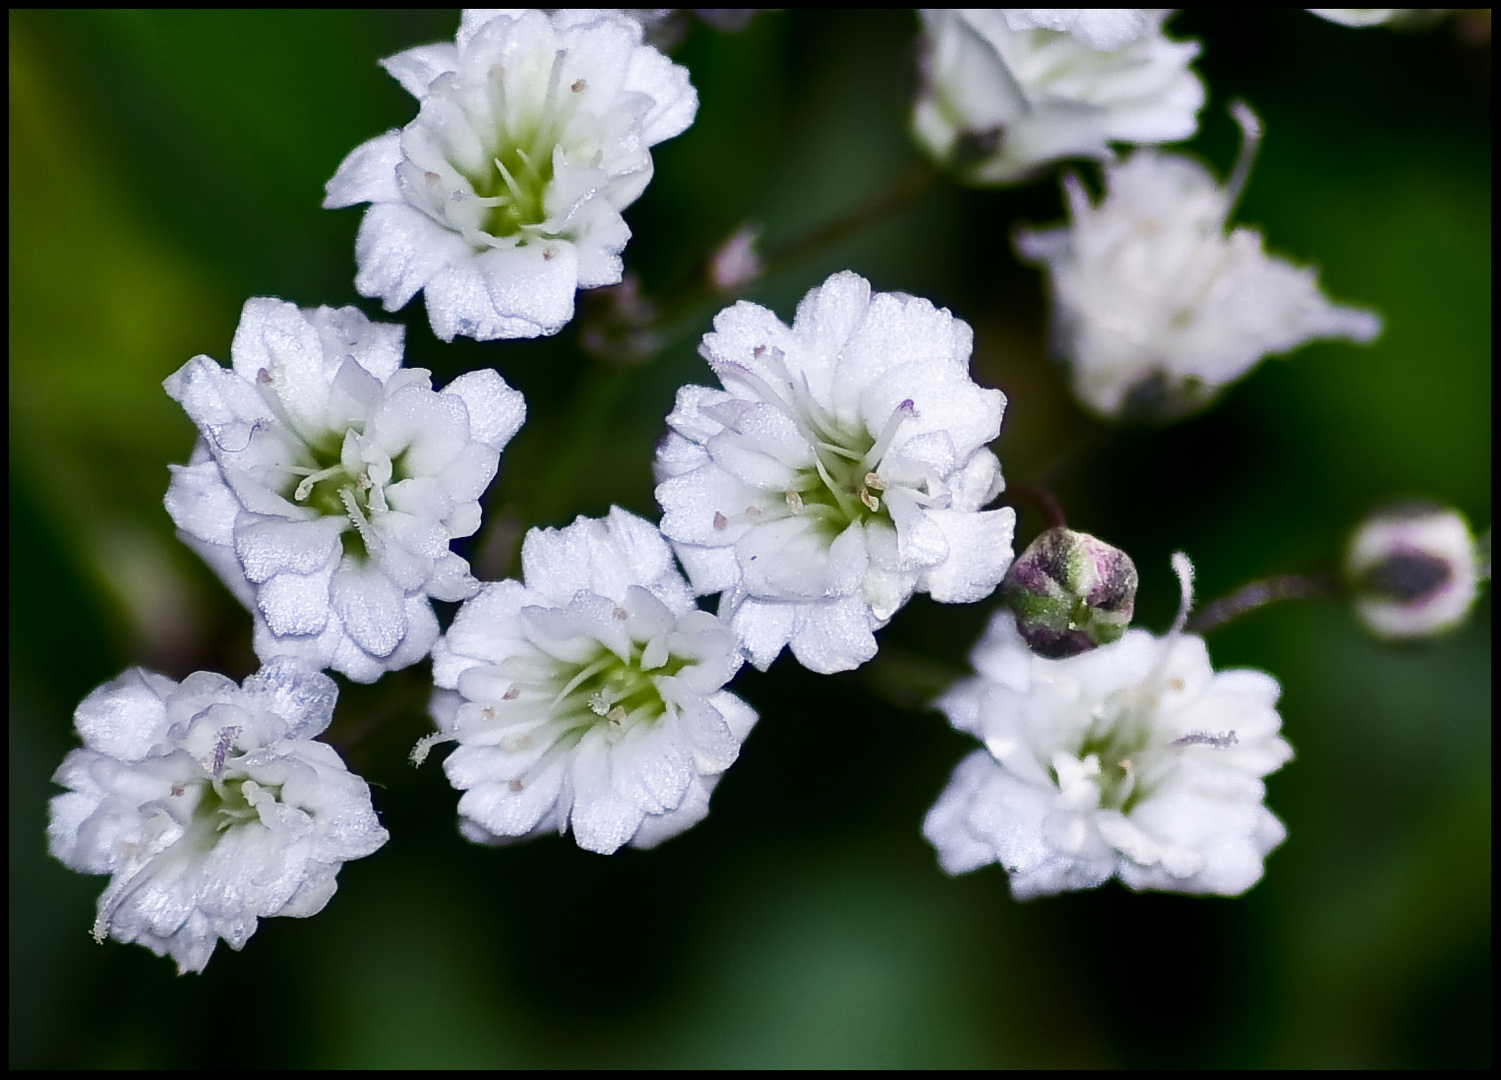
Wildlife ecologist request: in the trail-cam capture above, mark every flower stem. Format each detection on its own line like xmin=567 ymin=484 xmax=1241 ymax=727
xmin=1008 ymin=480 xmax=1067 ymax=530
xmin=591 ymin=161 xmax=941 ymax=360
xmin=1186 ymin=571 xmax=1342 ymax=635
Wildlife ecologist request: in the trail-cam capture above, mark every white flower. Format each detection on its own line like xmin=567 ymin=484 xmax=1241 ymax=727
xmin=654 ymin=271 xmax=1015 ymax=675
xmin=924 ymin=555 xmax=1293 ymax=898
xmin=324 ymin=9 xmax=697 ymax=341
xmin=1345 ymin=502 xmax=1482 ymax=641
xmin=1016 ymin=104 xmax=1382 ymax=421
xmin=912 ymin=9 xmax=1204 ymax=185
xmin=1307 ymin=9 xmax=1417 ymax=28
xmin=165 ymin=297 xmax=525 ymax=683
xmin=426 ymin=507 xmax=757 ymax=854
xmin=47 ymin=659 xmax=388 ymax=974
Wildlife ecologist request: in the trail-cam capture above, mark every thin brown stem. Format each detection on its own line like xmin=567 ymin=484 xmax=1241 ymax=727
xmin=1008 ymin=480 xmax=1067 ymax=530
xmin=1187 ymin=571 xmax=1342 ymax=635
xmin=640 ymin=161 xmax=942 ymax=341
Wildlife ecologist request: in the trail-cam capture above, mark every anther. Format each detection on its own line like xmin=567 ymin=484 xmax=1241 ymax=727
xmin=613 ymin=607 xmax=630 ymax=621
xmin=257 ymin=368 xmax=273 ymax=384
xmin=571 ymin=78 xmax=586 ymax=93
xmin=607 ymin=705 xmax=627 ymax=725
xmin=786 ymin=490 xmax=804 ymax=513
xmin=713 ymin=511 xmax=728 ymax=531
xmin=509 ymin=779 xmax=524 ymax=792
xmin=502 ymin=685 xmax=521 ymax=701
xmin=425 ymin=171 xmax=442 ymax=184
xmin=864 ymin=471 xmax=886 ymax=492
xmin=860 ymin=489 xmax=880 ymax=512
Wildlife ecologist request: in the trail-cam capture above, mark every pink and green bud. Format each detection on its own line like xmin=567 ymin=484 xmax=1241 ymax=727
xmin=1000 ymin=528 xmax=1138 ymax=657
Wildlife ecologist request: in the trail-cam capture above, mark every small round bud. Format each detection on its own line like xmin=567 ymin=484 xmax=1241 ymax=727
xmin=1345 ymin=503 xmax=1480 ymax=641
xmin=1000 ymin=528 xmax=1138 ymax=658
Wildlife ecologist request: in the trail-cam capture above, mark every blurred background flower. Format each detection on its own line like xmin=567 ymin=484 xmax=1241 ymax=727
xmin=9 ymin=9 xmax=1489 ymax=1067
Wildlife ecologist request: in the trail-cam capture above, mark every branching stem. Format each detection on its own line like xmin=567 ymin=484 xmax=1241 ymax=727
xmin=1187 ymin=571 xmax=1342 ymax=635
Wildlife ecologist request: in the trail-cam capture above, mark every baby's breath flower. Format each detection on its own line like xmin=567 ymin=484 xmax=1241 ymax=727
xmin=425 ymin=508 xmax=756 ymax=854
xmin=655 ymin=271 xmax=1014 ymax=674
xmin=1016 ymin=104 xmax=1382 ymax=421
xmin=165 ymin=298 xmax=524 ymax=682
xmin=325 ymin=9 xmax=697 ymax=341
xmin=912 ymin=9 xmax=1204 ymax=185
xmin=926 ymin=555 xmax=1292 ymax=898
xmin=47 ymin=660 xmax=387 ymax=974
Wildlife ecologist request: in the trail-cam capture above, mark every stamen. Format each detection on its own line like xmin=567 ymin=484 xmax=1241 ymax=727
xmin=493 ymin=156 xmax=527 ymax=206
xmin=862 ymin=399 xmax=917 ymax=470
xmin=713 ymin=511 xmax=728 ymax=531
xmin=340 ymin=488 xmax=385 ymax=556
xmin=785 ymin=489 xmax=804 ymax=513
xmin=860 ymin=490 xmax=880 ymax=513
xmin=294 ymin=465 xmax=344 ymax=502
xmin=1224 ymin=100 xmax=1263 ymax=221
xmin=210 ymin=726 xmax=240 ymax=776
xmin=1169 ymin=551 xmax=1196 ymax=637
xmin=410 ymin=730 xmax=456 ymax=767
xmin=1172 ymin=730 xmax=1238 ymax=749
xmin=607 ymin=705 xmax=627 ymax=726
xmin=550 ymin=653 xmax=615 ymax=714
xmin=864 ymin=471 xmax=886 ymax=492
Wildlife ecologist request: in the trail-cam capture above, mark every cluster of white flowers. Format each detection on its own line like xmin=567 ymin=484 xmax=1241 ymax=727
xmin=912 ymin=9 xmax=1204 ymax=185
xmin=427 ymin=508 xmax=756 ymax=853
xmin=655 ymin=271 xmax=1015 ymax=673
xmin=925 ymin=557 xmax=1293 ymax=897
xmin=325 ymin=8 xmax=697 ymax=341
xmin=166 ymin=297 xmax=525 ymax=683
xmin=57 ymin=7 xmax=1456 ymax=975
xmin=1016 ymin=104 xmax=1382 ymax=420
xmin=48 ymin=660 xmax=388 ymax=973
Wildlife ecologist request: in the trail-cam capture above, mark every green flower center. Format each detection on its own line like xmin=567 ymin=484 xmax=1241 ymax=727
xmin=549 ymin=642 xmax=691 ymax=736
xmin=278 ymin=429 xmax=411 ymax=562
xmin=1067 ymin=689 xmax=1158 ymax=813
xmin=465 ymin=133 xmax=556 ymax=239
xmin=787 ymin=410 xmax=894 ymax=543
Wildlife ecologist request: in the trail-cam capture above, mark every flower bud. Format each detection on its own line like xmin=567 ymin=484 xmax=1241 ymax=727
xmin=1000 ymin=528 xmax=1138 ymax=657
xmin=1345 ymin=503 xmax=1480 ymax=641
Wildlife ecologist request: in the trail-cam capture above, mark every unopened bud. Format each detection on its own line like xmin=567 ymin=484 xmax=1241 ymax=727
xmin=1000 ymin=528 xmax=1138 ymax=658
xmin=1345 ymin=503 xmax=1480 ymax=641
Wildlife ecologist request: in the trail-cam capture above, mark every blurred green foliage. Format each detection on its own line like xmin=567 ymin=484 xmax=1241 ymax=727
xmin=9 ymin=10 xmax=1490 ymax=1067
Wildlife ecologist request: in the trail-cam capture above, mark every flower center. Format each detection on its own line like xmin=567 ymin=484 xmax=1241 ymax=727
xmin=192 ymin=774 xmax=282 ymax=837
xmin=278 ymin=428 xmax=410 ymax=562
xmin=467 ymin=132 xmax=555 ymax=239
xmin=524 ymin=640 xmax=691 ymax=739
xmin=1072 ymin=689 xmax=1157 ymax=812
xmin=448 ymin=56 xmax=592 ymax=242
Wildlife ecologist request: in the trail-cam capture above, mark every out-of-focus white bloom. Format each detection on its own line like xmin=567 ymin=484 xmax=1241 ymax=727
xmin=324 ymin=9 xmax=697 ymax=341
xmin=925 ymin=555 xmax=1292 ymax=898
xmin=654 ymin=271 xmax=1014 ymax=675
xmin=1001 ymin=9 xmax=1161 ymax=50
xmin=912 ymin=9 xmax=1204 ymax=185
xmin=47 ymin=660 xmax=388 ymax=974
xmin=165 ymin=298 xmax=525 ymax=683
xmin=1307 ymin=9 xmax=1433 ymax=28
xmin=426 ymin=507 xmax=757 ymax=854
xmin=1345 ymin=502 xmax=1481 ymax=640
xmin=1016 ymin=104 xmax=1382 ymax=421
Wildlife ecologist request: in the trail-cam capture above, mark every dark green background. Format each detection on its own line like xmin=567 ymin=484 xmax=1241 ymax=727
xmin=10 ymin=10 xmax=1490 ymax=1067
